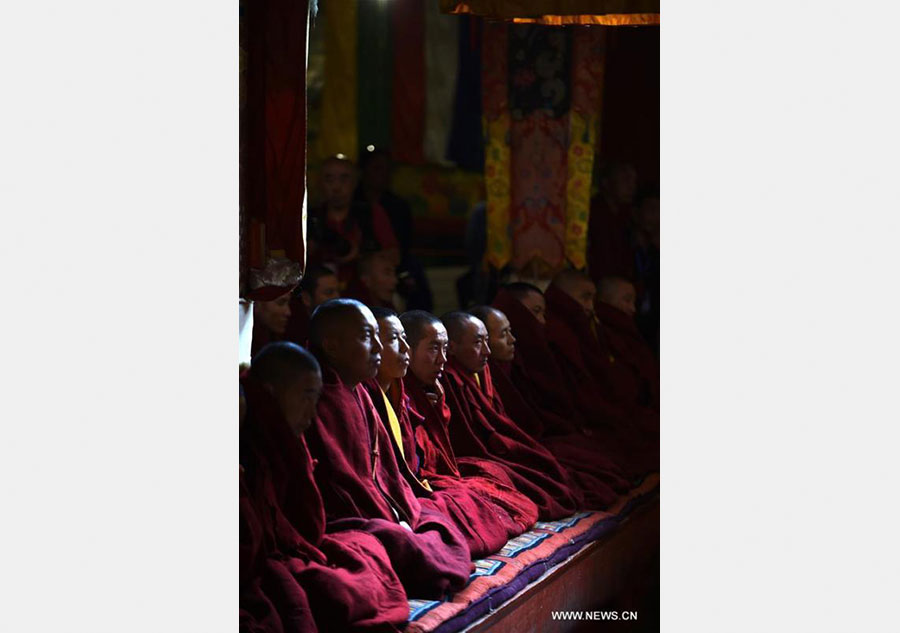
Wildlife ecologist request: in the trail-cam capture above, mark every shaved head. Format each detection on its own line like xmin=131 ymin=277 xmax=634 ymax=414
xmin=309 ymin=298 xmax=370 ymax=354
xmin=249 ymin=342 xmax=320 ymax=391
xmin=550 ymin=269 xmax=597 ymax=316
xmin=370 ymin=306 xmax=398 ymax=321
xmin=501 ymin=282 xmax=546 ymax=325
xmin=441 ymin=311 xmax=480 ymax=344
xmin=400 ymin=310 xmax=442 ymax=350
xmin=297 ymin=264 xmax=339 ymax=310
xmin=502 ymin=282 xmax=543 ymax=302
xmin=402 ymin=311 xmax=448 ymax=385
xmin=443 ymin=311 xmax=490 ymax=373
xmin=467 ymin=305 xmax=499 ymax=328
xmin=358 ymin=251 xmax=397 ymax=304
xmin=248 ymin=342 xmax=323 ymax=436
xmin=552 ymin=269 xmax=593 ymax=293
xmin=309 ymin=298 xmax=383 ymax=386
xmin=321 ymin=155 xmax=358 ymax=210
xmin=470 ymin=306 xmax=515 ymax=362
xmin=598 ymin=276 xmax=637 ymax=317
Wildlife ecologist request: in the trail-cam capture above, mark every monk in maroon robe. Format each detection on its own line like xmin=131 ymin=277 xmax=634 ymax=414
xmin=343 ymin=251 xmax=399 ymax=310
xmin=364 ymin=308 xmax=533 ymax=557
xmin=544 ymin=270 xmax=658 ymax=476
xmin=398 ymin=311 xmax=539 ymax=531
xmin=246 ymin=259 xmax=302 ymax=359
xmin=586 ymin=161 xmax=638 ymax=283
xmin=304 ymin=300 xmax=472 ymax=597
xmin=437 ymin=311 xmax=584 ymax=519
xmin=469 ymin=303 xmax=630 ymax=508
xmin=490 ymin=284 xmax=637 ymax=473
xmin=240 ymin=342 xmax=409 ymax=632
xmin=597 ymin=276 xmax=659 ymax=410
xmin=283 ymin=264 xmax=340 ymax=348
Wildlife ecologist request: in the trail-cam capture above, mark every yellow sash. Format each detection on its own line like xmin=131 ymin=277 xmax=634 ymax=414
xmin=380 ymin=387 xmax=405 ymax=460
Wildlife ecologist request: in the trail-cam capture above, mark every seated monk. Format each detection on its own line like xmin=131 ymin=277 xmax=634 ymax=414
xmin=490 ymin=283 xmax=577 ymax=436
xmin=469 ymin=304 xmax=630 ymax=507
xmin=490 ymin=284 xmax=638 ymax=478
xmin=438 ymin=311 xmax=584 ymax=520
xmin=544 ymin=270 xmax=658 ymax=476
xmin=343 ymin=250 xmax=399 ymax=310
xmin=399 ymin=311 xmax=539 ymax=531
xmin=240 ymin=342 xmax=409 ymax=632
xmin=364 ymin=308 xmax=535 ymax=558
xmin=596 ymin=276 xmax=659 ymax=410
xmin=246 ymin=258 xmax=302 ymax=359
xmin=304 ymin=299 xmax=472 ymax=597
xmin=283 ymin=264 xmax=340 ymax=348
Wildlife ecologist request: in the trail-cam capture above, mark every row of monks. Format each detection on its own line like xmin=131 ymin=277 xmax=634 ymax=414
xmin=240 ymin=267 xmax=659 ymax=632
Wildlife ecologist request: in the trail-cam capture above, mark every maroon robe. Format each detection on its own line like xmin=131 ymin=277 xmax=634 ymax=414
xmin=305 ymin=365 xmax=472 ymax=597
xmin=403 ymin=376 xmax=540 ymax=532
xmin=282 ymin=296 xmax=310 ymax=348
xmin=240 ymin=472 xmax=289 ymax=633
xmin=240 ymin=375 xmax=410 ymax=633
xmin=488 ymin=358 xmax=630 ymax=508
xmin=492 ymin=288 xmax=590 ymax=436
xmin=586 ymin=193 xmax=636 ymax=283
xmin=251 ymin=316 xmax=280 ymax=359
xmin=491 ymin=289 xmax=633 ymax=499
xmin=439 ymin=359 xmax=584 ymax=520
xmin=544 ymin=285 xmax=659 ymax=476
xmin=595 ymin=301 xmax=659 ymax=411
xmin=365 ymin=378 xmax=530 ymax=557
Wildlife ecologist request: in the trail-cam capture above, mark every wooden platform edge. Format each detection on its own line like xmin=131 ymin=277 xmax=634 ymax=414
xmin=462 ymin=495 xmax=660 ymax=633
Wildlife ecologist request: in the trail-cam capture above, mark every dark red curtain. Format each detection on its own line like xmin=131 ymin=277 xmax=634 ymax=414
xmin=241 ymin=0 xmax=310 ymax=294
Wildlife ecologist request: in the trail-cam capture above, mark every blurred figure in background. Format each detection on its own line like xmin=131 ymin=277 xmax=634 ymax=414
xmin=344 ymin=250 xmax=399 ymax=310
xmin=632 ymin=187 xmax=660 ymax=355
xmin=586 ymin=161 xmax=638 ymax=284
xmin=308 ymin=154 xmax=399 ymax=287
xmin=247 ymin=258 xmax=301 ymax=359
xmin=356 ymin=146 xmax=433 ymax=311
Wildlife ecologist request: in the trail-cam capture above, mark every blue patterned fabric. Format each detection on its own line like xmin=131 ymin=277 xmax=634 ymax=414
xmin=534 ymin=511 xmax=592 ymax=533
xmin=409 ymin=599 xmax=443 ymax=622
xmin=497 ymin=531 xmax=552 ymax=558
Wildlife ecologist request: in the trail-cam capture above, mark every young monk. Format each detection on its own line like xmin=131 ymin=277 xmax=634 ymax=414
xmin=438 ymin=311 xmax=584 ymax=520
xmin=240 ymin=342 xmax=409 ymax=633
xmin=468 ymin=304 xmax=630 ymax=507
xmin=282 ymin=265 xmax=341 ymax=348
xmin=596 ymin=276 xmax=660 ymax=410
xmin=343 ymin=251 xmax=398 ymax=310
xmin=304 ymin=299 xmax=472 ymax=597
xmin=490 ymin=283 xmax=577 ymax=436
xmin=544 ymin=270 xmax=659 ymax=476
xmin=246 ymin=258 xmax=302 ymax=359
xmin=364 ymin=308 xmax=536 ymax=558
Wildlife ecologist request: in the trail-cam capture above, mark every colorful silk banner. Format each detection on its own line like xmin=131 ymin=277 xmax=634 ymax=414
xmin=483 ymin=23 xmax=604 ymax=273
xmin=507 ymin=24 xmax=570 ymax=274
xmin=482 ymin=21 xmax=512 ymax=269
xmin=319 ymin=0 xmax=357 ymax=159
xmin=565 ymin=27 xmax=605 ymax=269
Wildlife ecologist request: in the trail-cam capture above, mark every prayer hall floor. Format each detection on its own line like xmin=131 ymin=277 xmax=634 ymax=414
xmin=404 ymin=475 xmax=660 ymax=633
